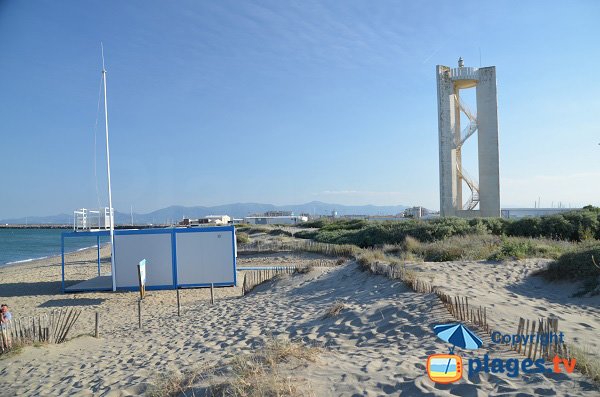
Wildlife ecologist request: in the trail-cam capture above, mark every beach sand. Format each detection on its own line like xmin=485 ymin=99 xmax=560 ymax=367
xmin=408 ymin=259 xmax=600 ymax=359
xmin=0 ymin=241 xmax=598 ymax=396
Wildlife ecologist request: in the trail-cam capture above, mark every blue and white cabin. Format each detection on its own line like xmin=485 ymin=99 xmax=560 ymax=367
xmin=61 ymin=226 xmax=237 ymax=292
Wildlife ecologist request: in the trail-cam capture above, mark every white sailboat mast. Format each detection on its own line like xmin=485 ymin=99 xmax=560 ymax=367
xmin=101 ymin=43 xmax=116 ymax=291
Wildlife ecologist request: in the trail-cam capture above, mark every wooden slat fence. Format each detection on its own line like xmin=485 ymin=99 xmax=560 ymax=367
xmin=0 ymin=307 xmax=82 ymax=355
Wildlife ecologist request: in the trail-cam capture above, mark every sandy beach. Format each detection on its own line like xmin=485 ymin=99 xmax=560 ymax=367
xmin=1 ymin=237 xmax=599 ymax=396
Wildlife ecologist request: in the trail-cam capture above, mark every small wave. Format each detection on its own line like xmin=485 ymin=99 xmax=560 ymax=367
xmin=5 ymin=255 xmax=50 ymax=265
xmin=77 ymin=245 xmax=98 ymax=252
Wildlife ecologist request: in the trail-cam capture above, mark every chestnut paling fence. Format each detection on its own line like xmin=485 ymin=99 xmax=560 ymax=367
xmin=362 ymin=259 xmax=566 ymax=363
xmin=0 ymin=307 xmax=81 ymax=354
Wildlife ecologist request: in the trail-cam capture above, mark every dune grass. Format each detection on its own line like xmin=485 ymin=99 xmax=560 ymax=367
xmin=236 ymin=232 xmax=250 ymax=245
xmin=150 ymin=339 xmax=319 ymax=397
xmin=209 ymin=339 xmax=319 ymax=397
xmin=148 ymin=367 xmax=204 ymax=397
xmin=323 ymin=301 xmax=346 ymax=319
xmin=569 ymin=345 xmax=600 ymax=384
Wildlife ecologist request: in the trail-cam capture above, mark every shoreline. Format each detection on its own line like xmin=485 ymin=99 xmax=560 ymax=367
xmin=0 ymin=243 xmax=108 ymax=269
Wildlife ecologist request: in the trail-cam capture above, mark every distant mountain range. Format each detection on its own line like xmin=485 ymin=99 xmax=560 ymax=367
xmin=0 ymin=201 xmax=411 ymax=225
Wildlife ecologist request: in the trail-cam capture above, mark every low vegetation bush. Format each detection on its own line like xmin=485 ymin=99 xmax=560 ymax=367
xmin=356 ymin=249 xmax=388 ymax=270
xmin=293 ymin=229 xmax=318 ymax=240
xmin=489 ymin=237 xmax=571 ymax=261
xmin=246 ymin=226 xmax=270 ymax=235
xmin=296 ymin=218 xmax=330 ymax=228
xmin=297 ymin=206 xmax=600 ymax=247
xmin=236 ymin=232 xmax=250 ymax=245
xmin=320 ymin=219 xmax=368 ymax=231
xmin=268 ymin=228 xmax=293 ymax=237
xmin=382 ymin=235 xmax=574 ymax=262
xmin=418 ymin=234 xmax=501 ymax=262
xmin=540 ymin=242 xmax=600 ymax=295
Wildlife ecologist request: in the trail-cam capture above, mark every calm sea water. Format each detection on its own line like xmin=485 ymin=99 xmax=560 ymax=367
xmin=0 ymin=228 xmax=110 ymax=266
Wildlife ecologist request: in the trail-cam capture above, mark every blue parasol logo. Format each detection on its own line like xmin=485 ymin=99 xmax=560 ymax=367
xmin=429 ymin=323 xmax=483 ymax=380
xmin=433 ymin=322 xmax=483 ymax=353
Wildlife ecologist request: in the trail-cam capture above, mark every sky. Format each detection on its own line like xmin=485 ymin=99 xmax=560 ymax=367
xmin=1 ymin=0 xmax=599 ymax=218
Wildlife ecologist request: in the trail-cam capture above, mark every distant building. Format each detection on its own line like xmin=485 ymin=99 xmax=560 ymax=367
xmin=244 ymin=215 xmax=308 ymax=225
xmin=501 ymin=208 xmax=578 ymax=219
xmin=179 ymin=215 xmax=231 ymax=226
xmin=262 ymin=210 xmax=293 ymax=217
xmin=404 ymin=206 xmax=424 ymax=219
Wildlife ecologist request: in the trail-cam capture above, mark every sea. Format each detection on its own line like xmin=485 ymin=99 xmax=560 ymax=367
xmin=0 ymin=228 xmax=110 ymax=266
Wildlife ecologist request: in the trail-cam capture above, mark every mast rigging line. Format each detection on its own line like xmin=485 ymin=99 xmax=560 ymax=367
xmin=93 ymin=74 xmax=104 ymax=211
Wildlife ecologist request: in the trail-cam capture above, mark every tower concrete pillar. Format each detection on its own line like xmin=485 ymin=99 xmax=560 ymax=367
xmin=476 ymin=67 xmax=501 ymax=217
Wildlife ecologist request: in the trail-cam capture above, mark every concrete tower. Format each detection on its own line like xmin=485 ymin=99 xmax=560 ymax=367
xmin=436 ymin=58 xmax=500 ymax=217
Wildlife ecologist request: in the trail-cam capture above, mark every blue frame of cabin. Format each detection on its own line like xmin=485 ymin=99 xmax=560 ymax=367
xmin=61 ymin=226 xmax=237 ymax=293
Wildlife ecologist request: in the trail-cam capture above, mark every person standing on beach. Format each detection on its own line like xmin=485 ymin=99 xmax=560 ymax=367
xmin=1 ymin=304 xmax=11 ymax=347
xmin=1 ymin=304 xmax=11 ymax=326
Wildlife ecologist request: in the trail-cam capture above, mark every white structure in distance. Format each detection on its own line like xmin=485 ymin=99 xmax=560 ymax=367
xmin=73 ymin=207 xmax=114 ymax=231
xmin=179 ymin=215 xmax=231 ymax=226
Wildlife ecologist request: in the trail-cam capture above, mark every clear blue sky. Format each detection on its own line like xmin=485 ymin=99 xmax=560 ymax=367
xmin=1 ymin=0 xmax=599 ymax=218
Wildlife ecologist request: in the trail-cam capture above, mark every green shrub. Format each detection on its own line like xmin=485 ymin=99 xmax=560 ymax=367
xmin=503 ymin=207 xmax=600 ymax=242
xmin=468 ymin=217 xmax=507 ymax=235
xmin=268 ymin=229 xmax=293 ymax=237
xmin=294 ymin=230 xmax=318 ymax=240
xmin=294 ymin=208 xmax=600 ymax=248
xmin=541 ymin=242 xmax=600 ymax=293
xmin=296 ymin=219 xmax=330 ymax=228
xmin=321 ymin=219 xmax=368 ymax=231
xmin=489 ymin=237 xmax=571 ymax=261
xmin=383 ymin=234 xmax=570 ymax=263
xmin=505 ymin=217 xmax=542 ymax=238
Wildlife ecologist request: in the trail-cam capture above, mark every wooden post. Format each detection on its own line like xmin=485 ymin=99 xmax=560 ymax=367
xmin=95 ymin=312 xmax=99 ymax=338
xmin=177 ymin=289 xmax=181 ymax=317
xmin=210 ymin=283 xmax=214 ymax=305
xmin=515 ymin=318 xmax=523 ymax=351
xmin=553 ymin=318 xmax=559 ymax=357
xmin=484 ymin=307 xmax=487 ymax=332
xmin=533 ymin=319 xmax=542 ymax=360
xmin=527 ymin=320 xmax=535 ymax=358
xmin=138 ymin=299 xmax=142 ymax=329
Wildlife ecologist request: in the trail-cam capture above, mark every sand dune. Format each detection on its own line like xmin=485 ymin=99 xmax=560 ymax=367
xmin=0 ymin=247 xmax=598 ymax=396
xmin=409 ymin=259 xmax=600 ymax=360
